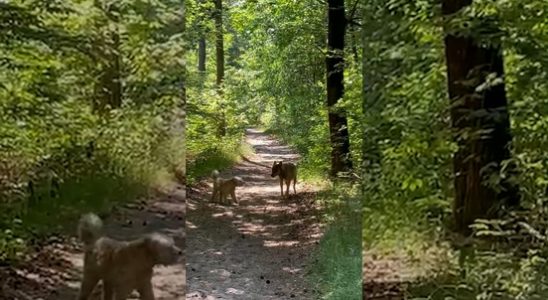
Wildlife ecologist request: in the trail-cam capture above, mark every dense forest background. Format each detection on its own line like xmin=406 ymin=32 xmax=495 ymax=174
xmin=10 ymin=0 xmax=548 ymax=298
xmin=0 ymin=0 xmax=186 ymax=261
xmin=185 ymin=0 xmax=363 ymax=298
xmin=363 ymin=0 xmax=548 ymax=298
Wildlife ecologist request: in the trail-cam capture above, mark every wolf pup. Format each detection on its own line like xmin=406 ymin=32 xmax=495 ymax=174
xmin=270 ymin=161 xmax=297 ymax=198
xmin=211 ymin=170 xmax=245 ymax=205
xmin=77 ymin=213 xmax=183 ymax=300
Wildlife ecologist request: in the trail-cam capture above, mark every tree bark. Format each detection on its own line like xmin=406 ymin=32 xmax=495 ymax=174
xmin=327 ymin=0 xmax=352 ymax=176
xmin=350 ymin=26 xmax=359 ymax=65
xmin=361 ymin=2 xmax=383 ymax=195
xmin=197 ymin=0 xmax=206 ymax=73
xmin=92 ymin=1 xmax=122 ymax=111
xmin=214 ymin=0 xmax=224 ymax=87
xmin=176 ymin=0 xmax=187 ymax=187
xmin=442 ymin=0 xmax=520 ymax=233
xmin=198 ymin=37 xmax=206 ymax=72
xmin=214 ymin=0 xmax=226 ymax=136
xmin=109 ymin=23 xmax=122 ymax=108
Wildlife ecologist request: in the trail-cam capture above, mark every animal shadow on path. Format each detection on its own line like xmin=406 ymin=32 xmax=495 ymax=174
xmin=186 ymin=128 xmax=324 ymax=300
xmin=0 ymin=185 xmax=186 ymax=300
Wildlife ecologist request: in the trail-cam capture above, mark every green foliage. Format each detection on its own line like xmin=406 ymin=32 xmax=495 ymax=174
xmin=185 ymin=0 xmax=275 ymax=182
xmin=310 ymin=183 xmax=363 ymax=300
xmin=185 ymin=68 xmax=250 ymax=183
xmin=225 ymin=0 xmax=363 ymax=179
xmin=362 ymin=0 xmax=548 ymax=298
xmin=225 ymin=2 xmax=364 ymax=298
xmin=185 ymin=2 xmax=363 ymax=298
xmin=0 ymin=0 xmax=185 ymax=262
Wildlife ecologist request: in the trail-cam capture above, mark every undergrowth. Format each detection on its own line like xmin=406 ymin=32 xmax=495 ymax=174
xmin=262 ymin=126 xmax=330 ymax=182
xmin=0 ymin=103 xmax=185 ymax=263
xmin=186 ymin=133 xmax=251 ymax=185
xmin=309 ymin=182 xmax=362 ymax=300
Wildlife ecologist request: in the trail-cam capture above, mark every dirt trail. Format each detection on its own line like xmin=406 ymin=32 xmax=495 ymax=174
xmin=0 ymin=185 xmax=186 ymax=299
xmin=363 ymin=248 xmax=446 ymax=299
xmin=363 ymin=252 xmax=409 ymax=300
xmin=186 ymin=128 xmax=323 ymax=299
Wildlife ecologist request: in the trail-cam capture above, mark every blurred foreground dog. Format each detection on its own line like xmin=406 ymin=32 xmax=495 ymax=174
xmin=211 ymin=170 xmax=245 ymax=205
xmin=77 ymin=213 xmax=183 ymax=300
xmin=271 ymin=161 xmax=297 ymax=198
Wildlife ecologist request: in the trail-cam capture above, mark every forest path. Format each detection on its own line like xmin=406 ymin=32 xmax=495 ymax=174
xmin=363 ymin=248 xmax=449 ymax=299
xmin=363 ymin=252 xmax=410 ymax=300
xmin=0 ymin=183 xmax=186 ymax=299
xmin=186 ymin=128 xmax=323 ymax=299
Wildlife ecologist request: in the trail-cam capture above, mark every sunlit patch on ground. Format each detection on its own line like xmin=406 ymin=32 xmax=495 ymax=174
xmin=186 ymin=128 xmax=324 ymax=299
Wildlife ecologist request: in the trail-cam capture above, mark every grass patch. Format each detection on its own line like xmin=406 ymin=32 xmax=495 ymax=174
xmin=20 ymin=172 xmax=145 ymax=235
xmin=0 ymin=109 xmax=186 ymax=263
xmin=309 ymin=182 xmax=363 ymax=300
xmin=361 ymin=192 xmax=548 ymax=300
xmin=363 ymin=196 xmax=445 ymax=252
xmin=187 ymin=134 xmax=252 ymax=185
xmin=1 ymin=168 xmax=169 ymax=263
xmin=262 ymin=127 xmax=329 ymax=183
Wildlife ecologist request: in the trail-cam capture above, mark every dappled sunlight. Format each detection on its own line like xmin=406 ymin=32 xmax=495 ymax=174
xmin=186 ymin=129 xmax=323 ymax=299
xmin=282 ymin=266 xmax=303 ymax=274
xmin=1 ymin=182 xmax=187 ymax=299
xmin=186 ymin=221 xmax=198 ymax=229
xmin=212 ymin=211 xmax=236 ymax=218
xmin=261 ymin=154 xmax=300 ymax=161
xmin=187 ymin=200 xmax=200 ymax=211
xmin=264 ymin=240 xmax=300 ymax=247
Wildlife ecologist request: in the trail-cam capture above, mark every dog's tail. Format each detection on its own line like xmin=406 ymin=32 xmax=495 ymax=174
xmin=78 ymin=213 xmax=103 ymax=247
xmin=211 ymin=170 xmax=220 ymax=180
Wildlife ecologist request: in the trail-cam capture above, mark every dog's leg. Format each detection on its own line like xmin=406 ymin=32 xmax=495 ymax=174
xmin=279 ymin=178 xmax=283 ymax=197
xmin=224 ymin=191 xmax=229 ymax=205
xmin=102 ymin=281 xmax=114 ymax=300
xmin=285 ymin=179 xmax=290 ymax=198
xmin=211 ymin=185 xmax=218 ymax=202
xmin=231 ymin=189 xmax=238 ymax=205
xmin=293 ymin=178 xmax=296 ymax=195
xmin=137 ymin=280 xmax=155 ymax=300
xmin=77 ymin=270 xmax=99 ymax=300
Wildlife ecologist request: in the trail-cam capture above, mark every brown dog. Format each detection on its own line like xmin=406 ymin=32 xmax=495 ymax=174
xmin=77 ymin=213 xmax=183 ymax=300
xmin=211 ymin=170 xmax=245 ymax=205
xmin=270 ymin=161 xmax=297 ymax=198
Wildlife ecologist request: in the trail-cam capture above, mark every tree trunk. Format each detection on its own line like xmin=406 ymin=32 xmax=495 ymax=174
xmin=361 ymin=2 xmax=382 ymax=193
xmin=361 ymin=4 xmax=368 ymax=168
xmin=327 ymin=0 xmax=352 ymax=176
xmin=214 ymin=0 xmax=224 ymax=87
xmin=197 ymin=0 xmax=206 ymax=73
xmin=176 ymin=0 xmax=187 ymax=187
xmin=214 ymin=0 xmax=226 ymax=136
xmin=350 ymin=26 xmax=359 ymax=65
xmin=198 ymin=37 xmax=206 ymax=72
xmin=92 ymin=1 xmax=122 ymax=112
xmin=109 ymin=23 xmax=122 ymax=108
xmin=442 ymin=0 xmax=520 ymax=234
